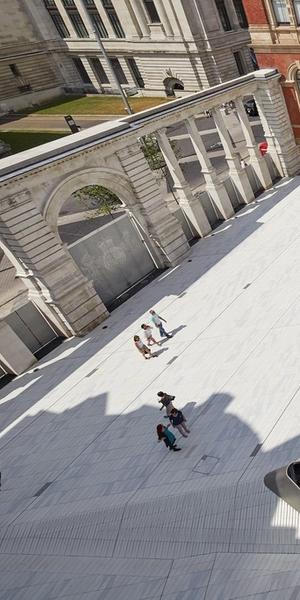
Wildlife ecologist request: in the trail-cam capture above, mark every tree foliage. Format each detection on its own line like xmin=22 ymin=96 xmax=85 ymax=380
xmin=73 ymin=185 xmax=121 ymax=218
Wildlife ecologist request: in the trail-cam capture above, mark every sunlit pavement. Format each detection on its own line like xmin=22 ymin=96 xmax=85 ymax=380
xmin=1 ymin=178 xmax=300 ymax=598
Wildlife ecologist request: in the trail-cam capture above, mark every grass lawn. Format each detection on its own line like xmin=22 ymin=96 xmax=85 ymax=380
xmin=30 ymin=95 xmax=171 ymax=116
xmin=0 ymin=131 xmax=70 ymax=154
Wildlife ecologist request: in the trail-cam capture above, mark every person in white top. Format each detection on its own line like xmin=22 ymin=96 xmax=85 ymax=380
xmin=141 ymin=323 xmax=161 ymax=346
xmin=150 ymin=310 xmax=172 ymax=339
xmin=133 ymin=335 xmax=152 ymax=359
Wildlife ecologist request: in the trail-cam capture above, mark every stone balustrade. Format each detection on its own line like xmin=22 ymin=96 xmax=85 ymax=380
xmin=0 ymin=68 xmax=299 ymax=338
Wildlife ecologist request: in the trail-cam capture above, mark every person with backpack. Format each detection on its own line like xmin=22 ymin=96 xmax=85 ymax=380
xmin=157 ymin=391 xmax=176 ymax=416
xmin=156 ymin=424 xmax=181 ymax=452
xmin=149 ymin=310 xmax=172 ymax=339
xmin=169 ymin=408 xmax=190 ymax=437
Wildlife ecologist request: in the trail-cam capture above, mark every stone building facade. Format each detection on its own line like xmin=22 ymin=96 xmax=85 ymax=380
xmin=242 ymin=0 xmax=300 ymax=143
xmin=1 ymin=68 xmax=299 ymax=376
xmin=0 ymin=0 xmax=254 ymax=113
xmin=0 ymin=0 xmax=82 ymax=113
xmin=41 ymin=0 xmax=254 ymax=96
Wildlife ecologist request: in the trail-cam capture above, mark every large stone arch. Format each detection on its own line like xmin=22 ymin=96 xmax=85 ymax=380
xmin=44 ymin=167 xmax=137 ymax=233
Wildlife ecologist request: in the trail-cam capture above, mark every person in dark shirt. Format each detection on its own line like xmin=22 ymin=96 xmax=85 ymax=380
xmin=169 ymin=408 xmax=190 ymax=437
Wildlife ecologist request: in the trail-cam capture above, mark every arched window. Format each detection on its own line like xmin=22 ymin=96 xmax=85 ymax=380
xmin=163 ymin=77 xmax=184 ymax=97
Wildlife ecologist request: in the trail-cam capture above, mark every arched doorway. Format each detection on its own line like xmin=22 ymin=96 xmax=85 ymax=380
xmin=163 ymin=77 xmax=184 ymax=97
xmin=44 ymin=169 xmax=161 ymax=310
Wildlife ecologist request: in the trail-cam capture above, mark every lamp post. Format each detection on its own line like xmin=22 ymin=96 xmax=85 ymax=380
xmin=92 ymin=27 xmax=133 ymax=115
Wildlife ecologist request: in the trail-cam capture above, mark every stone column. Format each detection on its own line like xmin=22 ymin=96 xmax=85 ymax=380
xmin=155 ymin=0 xmax=174 ymax=36
xmin=234 ymin=97 xmax=273 ymax=189
xmin=130 ymin=0 xmax=150 ymax=37
xmin=253 ymin=70 xmax=300 ymax=177
xmin=212 ymin=107 xmax=255 ymax=204
xmin=55 ymin=0 xmax=78 ymax=36
xmin=156 ymin=129 xmax=212 ymax=237
xmin=117 ymin=142 xmax=190 ymax=265
xmin=0 ymin=191 xmax=108 ymax=336
xmin=185 ymin=116 xmax=235 ymax=219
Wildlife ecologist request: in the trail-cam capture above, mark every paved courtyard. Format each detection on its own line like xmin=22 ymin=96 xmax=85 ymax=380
xmin=2 ymin=178 xmax=300 ymax=599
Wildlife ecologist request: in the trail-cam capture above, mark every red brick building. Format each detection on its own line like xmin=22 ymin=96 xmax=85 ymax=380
xmin=243 ymin=0 xmax=300 ymax=142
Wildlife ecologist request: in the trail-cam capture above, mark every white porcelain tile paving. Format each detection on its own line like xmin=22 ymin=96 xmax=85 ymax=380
xmin=2 ymin=179 xmax=300 ymax=596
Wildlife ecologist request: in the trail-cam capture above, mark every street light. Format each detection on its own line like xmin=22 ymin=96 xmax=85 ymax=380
xmin=92 ymin=27 xmax=133 ymax=115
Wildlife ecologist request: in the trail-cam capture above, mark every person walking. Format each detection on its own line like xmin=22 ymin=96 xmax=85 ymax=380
xmin=157 ymin=391 xmax=176 ymax=416
xmin=150 ymin=310 xmax=172 ymax=339
xmin=157 ymin=424 xmax=181 ymax=451
xmin=169 ymin=408 xmax=190 ymax=437
xmin=134 ymin=335 xmax=152 ymax=359
xmin=141 ymin=323 xmax=161 ymax=346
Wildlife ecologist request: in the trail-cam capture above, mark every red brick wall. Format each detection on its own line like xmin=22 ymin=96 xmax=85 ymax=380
xmin=255 ymin=52 xmax=299 ymax=77
xmin=242 ymin=0 xmax=269 ymax=24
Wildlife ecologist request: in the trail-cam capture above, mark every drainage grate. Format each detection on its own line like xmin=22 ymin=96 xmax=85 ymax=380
xmin=250 ymin=443 xmax=262 ymax=457
xmin=193 ymin=455 xmax=219 ymax=475
xmin=167 ymin=356 xmax=178 ymax=366
xmin=86 ymin=368 xmax=98 ymax=378
xmin=34 ymin=482 xmax=52 ymax=497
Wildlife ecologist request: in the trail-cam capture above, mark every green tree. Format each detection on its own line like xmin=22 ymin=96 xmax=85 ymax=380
xmin=73 ymin=185 xmax=121 ymax=219
xmin=141 ymin=134 xmax=181 ymax=178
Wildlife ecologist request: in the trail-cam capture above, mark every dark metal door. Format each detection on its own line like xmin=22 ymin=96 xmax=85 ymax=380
xmin=6 ymin=302 xmax=57 ymax=355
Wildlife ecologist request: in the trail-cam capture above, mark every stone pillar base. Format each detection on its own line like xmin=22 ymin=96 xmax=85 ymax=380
xmin=227 ymin=159 xmax=255 ymax=204
xmin=174 ymin=185 xmax=212 ymax=237
xmin=205 ymin=180 xmax=235 ymax=219
xmin=0 ymin=322 xmax=37 ymax=375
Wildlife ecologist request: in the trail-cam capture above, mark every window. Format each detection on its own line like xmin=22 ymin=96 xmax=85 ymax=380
xmin=83 ymin=0 xmax=108 ymax=37
xmin=50 ymin=12 xmax=70 ymax=37
xmin=9 ymin=64 xmax=21 ymax=77
xmin=9 ymin=64 xmax=32 ymax=92
xmin=101 ymin=0 xmax=125 ymax=37
xmin=127 ymin=58 xmax=145 ymax=88
xmin=44 ymin=1 xmax=70 ymax=37
xmin=68 ymin=12 xmax=89 ymax=36
xmin=60 ymin=0 xmax=89 ymax=37
xmin=215 ymin=0 xmax=232 ymax=30
xmin=73 ymin=57 xmax=92 ymax=84
xmin=233 ymin=0 xmax=248 ymax=28
xmin=293 ymin=0 xmax=300 ymax=23
xmin=110 ymin=58 xmax=128 ymax=84
xmin=89 ymin=11 xmax=108 ymax=37
xmin=90 ymin=57 xmax=109 ymax=83
xmin=234 ymin=51 xmax=246 ymax=76
xmin=143 ymin=0 xmax=160 ymax=23
xmin=272 ymin=0 xmax=290 ymax=23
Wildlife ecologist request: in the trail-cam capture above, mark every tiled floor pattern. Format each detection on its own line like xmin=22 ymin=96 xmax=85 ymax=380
xmin=2 ymin=179 xmax=300 ymax=597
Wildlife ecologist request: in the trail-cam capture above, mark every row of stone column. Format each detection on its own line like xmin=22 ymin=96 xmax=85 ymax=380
xmin=154 ymin=98 xmax=274 ymax=237
xmin=59 ymin=0 xmax=177 ymax=40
